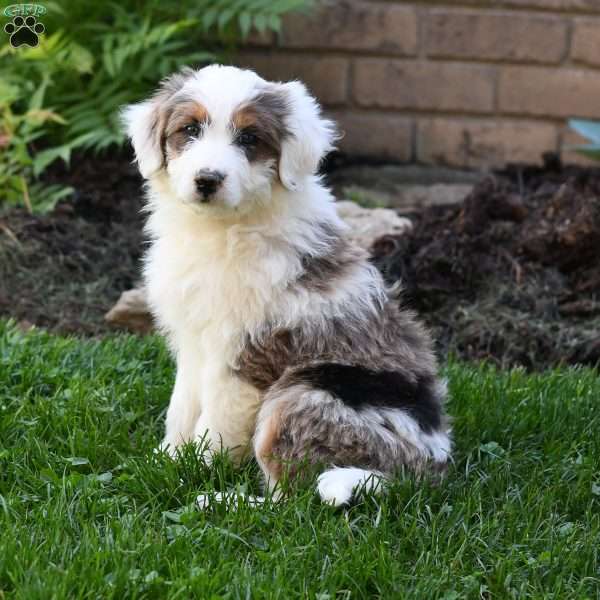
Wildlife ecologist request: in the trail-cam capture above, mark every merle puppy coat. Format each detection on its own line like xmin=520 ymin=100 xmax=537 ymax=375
xmin=123 ymin=65 xmax=451 ymax=505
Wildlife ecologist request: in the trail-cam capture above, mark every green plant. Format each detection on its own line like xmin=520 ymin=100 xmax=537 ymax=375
xmin=0 ymin=72 xmax=74 ymax=212
xmin=0 ymin=0 xmax=311 ymax=213
xmin=568 ymin=119 xmax=600 ymax=160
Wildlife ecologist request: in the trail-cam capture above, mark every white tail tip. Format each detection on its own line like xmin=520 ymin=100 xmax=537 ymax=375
xmin=317 ymin=467 xmax=384 ymax=506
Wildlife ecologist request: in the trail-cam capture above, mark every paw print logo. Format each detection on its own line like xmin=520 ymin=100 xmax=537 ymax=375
xmin=4 ymin=15 xmax=45 ymax=48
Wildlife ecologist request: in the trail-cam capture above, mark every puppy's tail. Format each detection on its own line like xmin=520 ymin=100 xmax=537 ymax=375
xmin=317 ymin=467 xmax=385 ymax=506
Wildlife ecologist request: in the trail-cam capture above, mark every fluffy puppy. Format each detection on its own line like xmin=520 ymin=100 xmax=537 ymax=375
xmin=123 ymin=65 xmax=451 ymax=506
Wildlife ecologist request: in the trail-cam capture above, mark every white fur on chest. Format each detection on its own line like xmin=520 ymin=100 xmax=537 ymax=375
xmin=144 ymin=181 xmax=344 ymax=353
xmin=146 ymin=212 xmax=296 ymax=355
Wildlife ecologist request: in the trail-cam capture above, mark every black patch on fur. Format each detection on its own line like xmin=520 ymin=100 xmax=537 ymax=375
xmin=294 ymin=363 xmax=442 ymax=433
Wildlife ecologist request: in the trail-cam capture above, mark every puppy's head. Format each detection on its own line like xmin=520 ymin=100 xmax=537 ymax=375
xmin=122 ymin=65 xmax=336 ymax=210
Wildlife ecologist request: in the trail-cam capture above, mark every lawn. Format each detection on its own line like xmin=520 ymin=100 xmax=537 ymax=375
xmin=0 ymin=320 xmax=598 ymax=599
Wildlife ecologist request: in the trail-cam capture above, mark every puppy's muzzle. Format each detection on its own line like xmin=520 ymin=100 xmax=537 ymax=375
xmin=195 ymin=170 xmax=225 ymax=202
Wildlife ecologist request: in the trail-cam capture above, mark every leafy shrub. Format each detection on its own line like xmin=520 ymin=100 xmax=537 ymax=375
xmin=0 ymin=0 xmax=310 ymax=213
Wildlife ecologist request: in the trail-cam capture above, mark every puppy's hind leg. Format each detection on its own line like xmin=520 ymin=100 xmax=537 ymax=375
xmin=254 ymin=373 xmax=450 ymax=507
xmin=253 ymin=383 xmax=389 ymax=506
xmin=253 ymin=396 xmax=286 ymax=499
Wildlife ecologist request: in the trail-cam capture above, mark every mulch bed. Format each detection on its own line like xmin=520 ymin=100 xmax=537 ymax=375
xmin=374 ymin=157 xmax=600 ymax=369
xmin=0 ymin=151 xmax=145 ymax=335
xmin=1 ymin=152 xmax=599 ymax=370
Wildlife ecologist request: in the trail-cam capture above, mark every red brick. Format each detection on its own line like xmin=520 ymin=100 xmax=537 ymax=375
xmin=502 ymin=0 xmax=600 ymax=10
xmin=499 ymin=66 xmax=600 ymax=118
xmin=329 ymin=111 xmax=413 ymax=161
xmin=571 ymin=19 xmax=600 ymax=66
xmin=425 ymin=10 xmax=567 ymax=64
xmin=280 ymin=1 xmax=417 ymax=55
xmin=237 ymin=54 xmax=349 ymax=105
xmin=424 ymin=0 xmax=600 ymax=11
xmin=243 ymin=29 xmax=275 ymax=48
xmin=417 ymin=118 xmax=557 ymax=168
xmin=353 ymin=59 xmax=495 ymax=113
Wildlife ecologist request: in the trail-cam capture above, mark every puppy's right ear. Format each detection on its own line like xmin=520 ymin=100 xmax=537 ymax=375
xmin=121 ymin=101 xmax=165 ymax=179
xmin=122 ymin=68 xmax=195 ymax=178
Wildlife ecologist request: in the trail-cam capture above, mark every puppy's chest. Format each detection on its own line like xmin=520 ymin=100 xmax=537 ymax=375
xmin=145 ymin=231 xmax=293 ymax=339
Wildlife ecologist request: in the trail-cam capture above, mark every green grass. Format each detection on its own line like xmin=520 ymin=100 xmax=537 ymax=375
xmin=0 ymin=321 xmax=599 ymax=599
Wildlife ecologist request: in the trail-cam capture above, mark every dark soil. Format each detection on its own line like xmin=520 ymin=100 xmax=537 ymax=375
xmin=1 ymin=152 xmax=599 ymax=370
xmin=373 ymin=157 xmax=600 ymax=369
xmin=0 ymin=150 xmax=145 ymax=335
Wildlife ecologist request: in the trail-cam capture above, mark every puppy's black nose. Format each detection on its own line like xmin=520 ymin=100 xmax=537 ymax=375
xmin=195 ymin=170 xmax=225 ymax=202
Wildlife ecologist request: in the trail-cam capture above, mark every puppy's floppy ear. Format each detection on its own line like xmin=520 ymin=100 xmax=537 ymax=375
xmin=121 ymin=101 xmax=165 ymax=179
xmin=121 ymin=68 xmax=193 ymax=179
xmin=277 ymin=81 xmax=337 ymax=191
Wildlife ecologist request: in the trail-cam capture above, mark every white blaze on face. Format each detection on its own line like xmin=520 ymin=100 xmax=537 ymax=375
xmin=167 ymin=125 xmax=251 ymax=208
xmin=164 ymin=68 xmax=284 ymax=209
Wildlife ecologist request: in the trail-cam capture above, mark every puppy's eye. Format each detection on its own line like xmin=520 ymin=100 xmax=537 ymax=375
xmin=237 ymin=131 xmax=258 ymax=147
xmin=183 ymin=123 xmax=200 ymax=138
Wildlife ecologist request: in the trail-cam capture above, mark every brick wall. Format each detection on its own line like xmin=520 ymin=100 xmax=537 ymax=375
xmin=238 ymin=0 xmax=600 ymax=168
